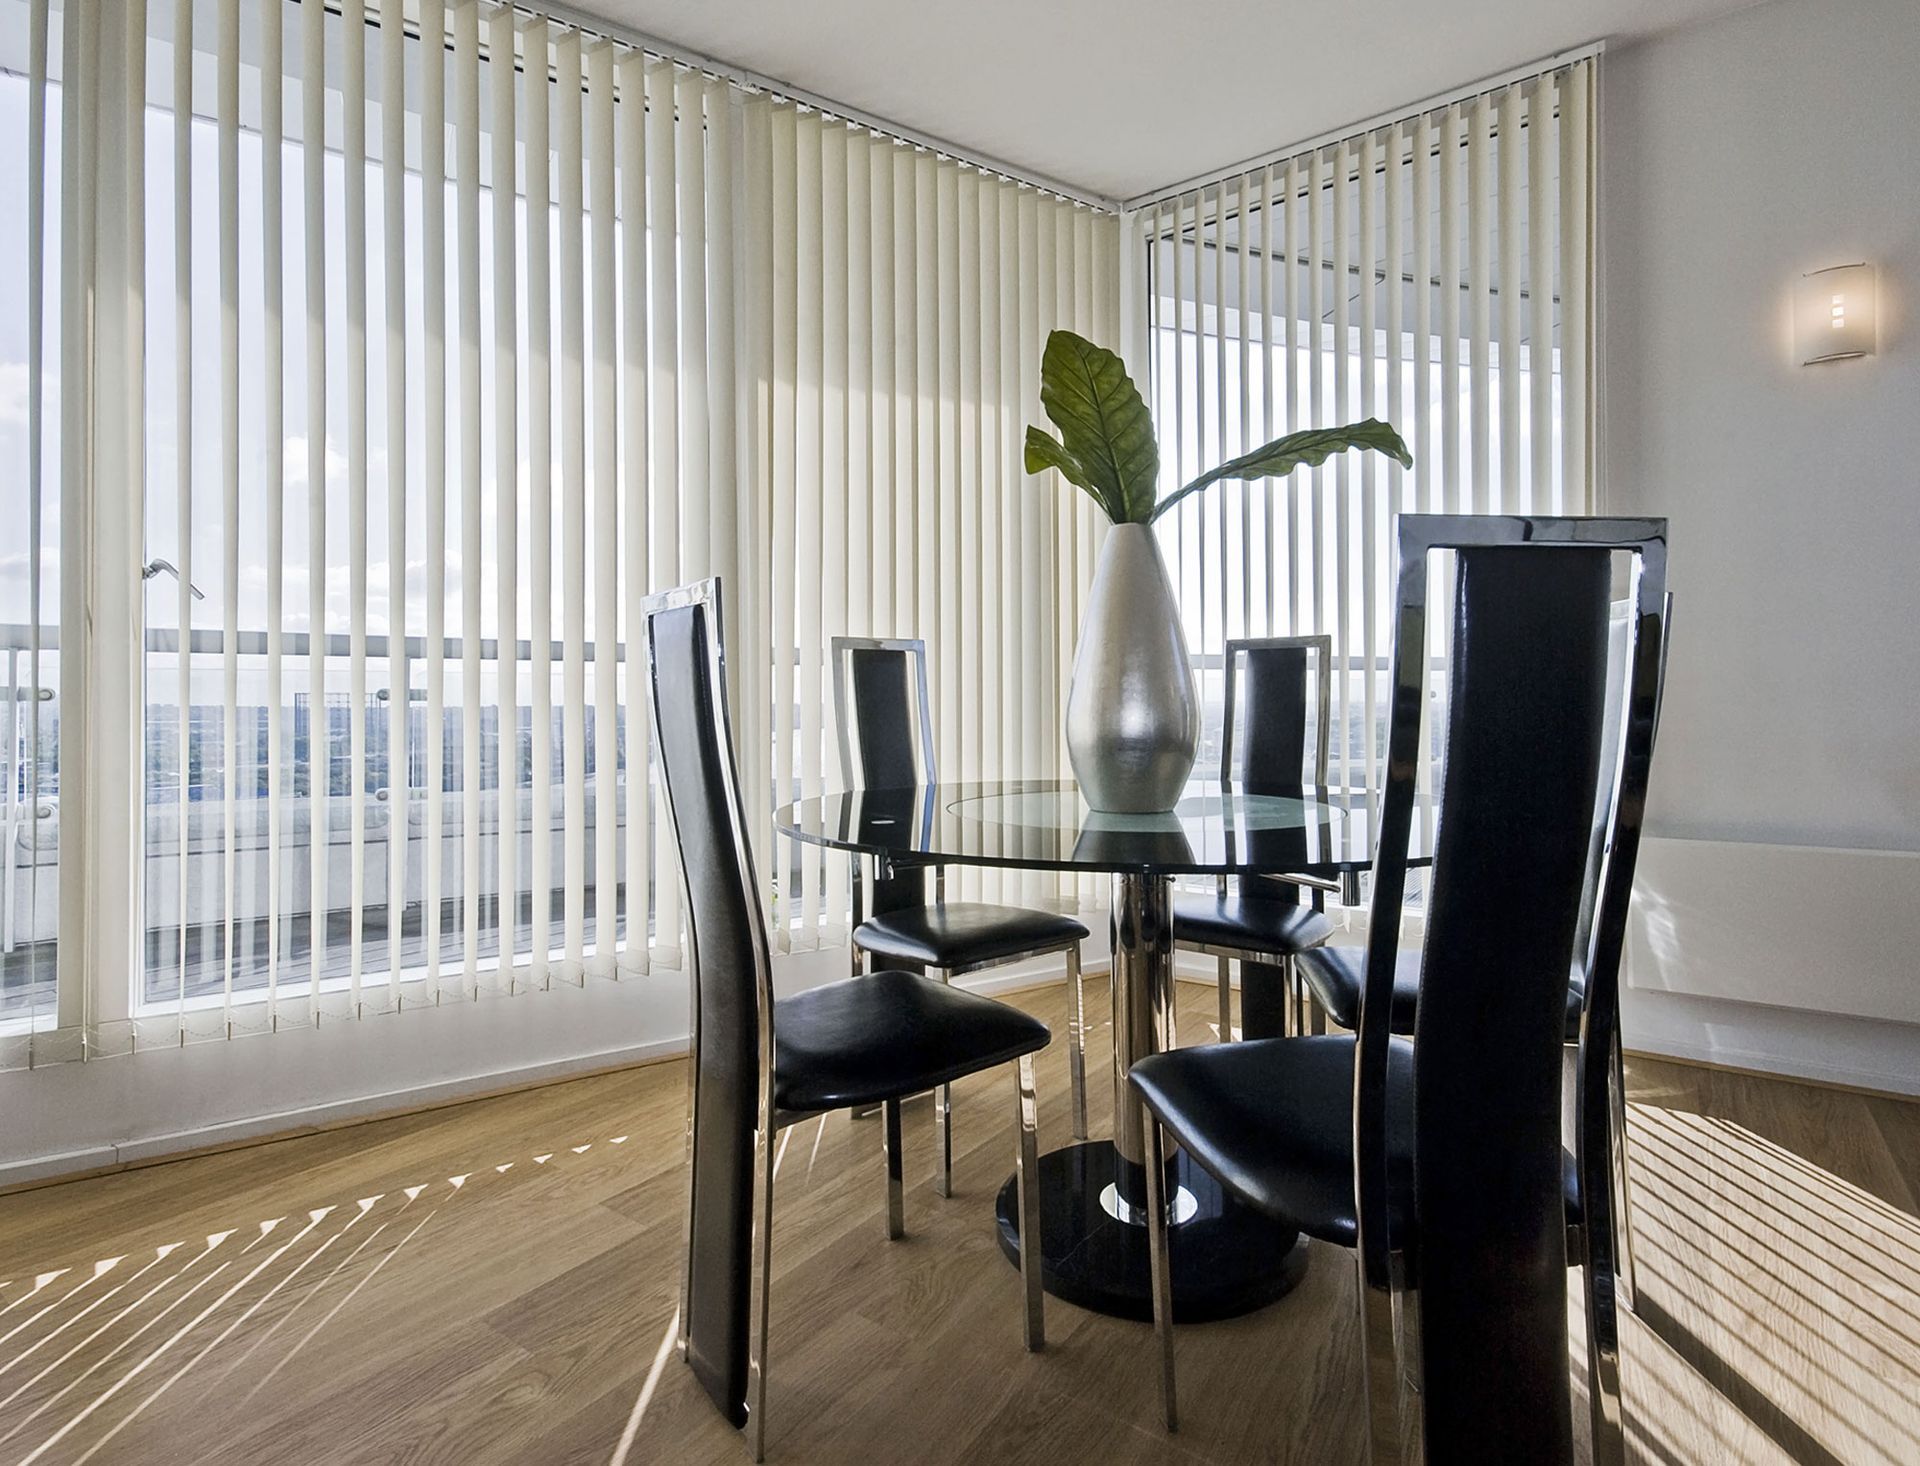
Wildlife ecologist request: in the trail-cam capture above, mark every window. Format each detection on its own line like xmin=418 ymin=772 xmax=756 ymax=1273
xmin=1142 ymin=63 xmax=1596 ymax=804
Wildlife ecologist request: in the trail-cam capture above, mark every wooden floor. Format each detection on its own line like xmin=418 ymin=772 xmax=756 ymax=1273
xmin=0 ymin=979 xmax=1915 ymax=1465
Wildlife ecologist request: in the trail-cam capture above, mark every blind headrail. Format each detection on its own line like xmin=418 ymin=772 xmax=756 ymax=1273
xmin=1122 ymin=39 xmax=1605 ymax=214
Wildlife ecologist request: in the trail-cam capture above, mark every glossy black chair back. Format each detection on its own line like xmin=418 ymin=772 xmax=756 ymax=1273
xmin=643 ymin=578 xmax=771 ymax=1429
xmin=830 ymin=637 xmax=938 ymax=917
xmin=1217 ymin=635 xmax=1332 ymax=793
xmin=1357 ymin=516 xmax=1667 ymax=1464
xmin=831 ymin=637 xmax=936 ymax=790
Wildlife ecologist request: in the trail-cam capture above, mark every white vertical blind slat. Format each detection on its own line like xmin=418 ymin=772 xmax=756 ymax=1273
xmin=1438 ymin=105 xmax=1462 ymax=517
xmin=490 ymin=3 xmax=519 ymax=980
xmin=1357 ymin=128 xmax=1379 ymax=796
xmin=346 ymin=0 xmax=371 ymax=1006
xmin=523 ymin=15 xmax=553 ymax=983
xmin=1382 ymin=123 xmax=1405 ymax=797
xmin=868 ymin=138 xmax=894 ymax=637
xmin=383 ymin=0 xmax=409 ymax=999
xmin=846 ymin=132 xmax=873 ymax=648
xmin=1330 ymin=144 xmax=1352 ymax=791
xmin=588 ymin=42 xmax=617 ymax=972
xmin=1468 ymin=92 xmax=1492 ymax=518
xmin=1498 ymin=84 xmax=1524 ymax=516
xmin=262 ymin=0 xmax=286 ymax=1015
xmin=420 ymin=0 xmax=447 ymax=994
xmin=706 ymin=82 xmax=740 ymax=742
xmin=976 ymin=176 xmax=1001 ymax=903
xmin=1306 ymin=152 xmax=1324 ymax=657
xmin=676 ymin=70 xmax=711 ymax=585
xmin=556 ymin=28 xmax=587 ymax=975
xmin=618 ymin=47 xmax=650 ymax=974
xmin=645 ymin=60 xmax=682 ymax=959
xmin=1561 ymin=63 xmax=1591 ymax=510
xmin=171 ymin=0 xmax=193 ymax=1030
xmin=1527 ymin=76 xmax=1554 ymax=514
xmin=455 ymin=1 xmax=483 ymax=992
xmin=767 ymin=104 xmax=795 ymax=949
xmin=1016 ymin=190 xmax=1042 ymax=785
xmin=218 ymin=0 xmax=242 ymax=1022
xmin=793 ymin=113 xmax=822 ymax=934
xmin=301 ymin=0 xmax=328 ymax=1019
xmin=819 ymin=122 xmax=848 ymax=930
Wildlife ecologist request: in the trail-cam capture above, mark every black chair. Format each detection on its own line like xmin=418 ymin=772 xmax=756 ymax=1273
xmin=646 ymin=582 xmax=1050 ymax=1461
xmin=1290 ymin=591 xmax=1669 ymax=1317
xmin=1171 ymin=636 xmax=1339 ymax=1041
xmin=832 ymin=636 xmax=1091 ymax=1173
xmin=1129 ymin=515 xmax=1667 ymax=1465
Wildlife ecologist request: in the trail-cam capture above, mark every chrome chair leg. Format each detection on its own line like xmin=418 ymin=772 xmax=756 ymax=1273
xmin=1609 ymin=1027 xmax=1638 ymax=1312
xmin=1013 ymin=1052 xmax=1045 ymax=1351
xmin=1586 ymin=1261 xmax=1627 ymax=1466
xmin=748 ymin=1109 xmax=777 ymax=1463
xmin=1584 ymin=1029 xmax=1633 ymax=1466
xmin=1355 ymin=1259 xmax=1406 ymax=1466
xmin=1143 ymin=1110 xmax=1177 ymax=1431
xmin=1066 ymin=944 xmax=1089 ymax=1141
xmin=1305 ymin=959 xmax=1327 ymax=1036
xmin=1216 ymin=956 xmax=1233 ymax=1041
xmin=882 ymin=1097 xmax=905 ymax=1240
xmin=935 ymin=970 xmax=954 ymax=1199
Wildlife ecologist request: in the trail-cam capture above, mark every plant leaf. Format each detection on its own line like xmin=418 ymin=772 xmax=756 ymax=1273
xmin=1149 ymin=419 xmax=1413 ymax=524
xmin=1023 ymin=425 xmax=1099 ymax=502
xmin=1036 ymin=329 xmax=1160 ymax=524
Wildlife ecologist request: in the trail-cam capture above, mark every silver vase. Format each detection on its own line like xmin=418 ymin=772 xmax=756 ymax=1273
xmin=1065 ymin=524 xmax=1199 ymax=813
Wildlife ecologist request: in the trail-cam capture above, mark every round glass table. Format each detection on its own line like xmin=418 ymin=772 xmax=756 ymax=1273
xmin=775 ymin=778 xmax=1431 ymax=1323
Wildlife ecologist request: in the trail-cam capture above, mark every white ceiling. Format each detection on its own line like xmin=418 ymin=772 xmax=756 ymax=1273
xmin=580 ymin=0 xmax=1759 ymax=201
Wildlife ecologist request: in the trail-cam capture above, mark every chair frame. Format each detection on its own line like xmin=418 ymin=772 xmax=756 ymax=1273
xmin=1141 ymin=516 xmax=1667 ymax=1465
xmin=1174 ymin=635 xmax=1340 ymax=1041
xmin=830 ymin=635 xmax=1089 ymax=1168
xmin=647 ymin=583 xmax=1044 ymax=1461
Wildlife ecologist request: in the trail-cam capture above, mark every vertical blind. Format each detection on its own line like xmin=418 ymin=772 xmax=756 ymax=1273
xmin=1139 ymin=58 xmax=1596 ymax=810
xmin=2 ymin=0 xmax=1116 ymax=1065
xmin=738 ymin=97 xmax=1118 ymax=948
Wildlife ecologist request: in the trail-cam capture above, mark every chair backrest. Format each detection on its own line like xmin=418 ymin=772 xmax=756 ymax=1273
xmin=830 ymin=636 xmax=938 ymax=917
xmin=1217 ymin=635 xmax=1332 ymax=791
xmin=830 ymin=636 xmax=936 ymax=790
xmin=642 ymin=577 xmax=770 ymax=1429
xmin=1356 ymin=515 xmax=1668 ymax=1464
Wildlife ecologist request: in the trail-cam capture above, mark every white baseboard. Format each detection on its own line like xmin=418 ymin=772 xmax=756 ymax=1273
xmin=0 ymin=1037 xmax=690 ymax=1191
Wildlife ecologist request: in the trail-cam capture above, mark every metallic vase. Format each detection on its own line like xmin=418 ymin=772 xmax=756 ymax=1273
xmin=1065 ymin=524 xmax=1199 ymax=813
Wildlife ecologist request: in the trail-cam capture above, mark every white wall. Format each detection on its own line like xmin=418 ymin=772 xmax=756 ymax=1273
xmin=1601 ymin=0 xmax=1920 ymax=1090
xmin=0 ymin=936 xmax=1105 ymax=1187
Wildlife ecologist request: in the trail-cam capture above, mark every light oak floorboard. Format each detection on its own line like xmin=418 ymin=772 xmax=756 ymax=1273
xmin=0 ymin=981 xmax=1912 ymax=1464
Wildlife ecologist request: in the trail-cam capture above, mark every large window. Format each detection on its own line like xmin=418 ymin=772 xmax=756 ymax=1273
xmin=1142 ymin=61 xmax=1596 ymax=802
xmin=0 ymin=24 xmax=60 ymax=1041
xmin=3 ymin=0 xmax=1112 ymax=1064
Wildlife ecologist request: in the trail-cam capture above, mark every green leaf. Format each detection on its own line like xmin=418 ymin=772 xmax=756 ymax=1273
xmin=1149 ymin=419 xmax=1413 ymax=524
xmin=1023 ymin=426 xmax=1099 ymax=502
xmin=1035 ymin=329 xmax=1160 ymax=524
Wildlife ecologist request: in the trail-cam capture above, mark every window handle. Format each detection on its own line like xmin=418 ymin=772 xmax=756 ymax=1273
xmin=141 ymin=558 xmax=206 ymax=600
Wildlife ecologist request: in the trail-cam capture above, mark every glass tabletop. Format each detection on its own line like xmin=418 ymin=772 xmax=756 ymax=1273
xmin=774 ymin=779 xmax=1431 ymax=877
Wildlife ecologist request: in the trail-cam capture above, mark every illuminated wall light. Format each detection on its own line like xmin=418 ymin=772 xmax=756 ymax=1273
xmin=1795 ymin=262 xmax=1877 ymax=364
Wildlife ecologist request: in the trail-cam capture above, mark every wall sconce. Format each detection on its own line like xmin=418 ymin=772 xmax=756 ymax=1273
xmin=1795 ymin=263 xmax=1876 ymax=364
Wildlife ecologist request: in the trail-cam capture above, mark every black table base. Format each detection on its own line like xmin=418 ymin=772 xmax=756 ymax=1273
xmin=994 ymin=1141 xmax=1311 ymax=1323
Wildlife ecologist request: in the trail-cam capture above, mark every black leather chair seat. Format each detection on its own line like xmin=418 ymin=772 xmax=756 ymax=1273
xmin=1171 ymin=891 xmax=1335 ymax=957
xmin=773 ymin=968 xmax=1051 ymax=1114
xmin=853 ymin=901 xmax=1089 ymax=970
xmin=1129 ymin=1035 xmax=1581 ymax=1248
xmin=1296 ymin=945 xmax=1586 ymax=1039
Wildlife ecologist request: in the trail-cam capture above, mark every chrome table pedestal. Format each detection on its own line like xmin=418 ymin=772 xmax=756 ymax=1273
xmin=993 ymin=872 xmax=1310 ymax=1321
